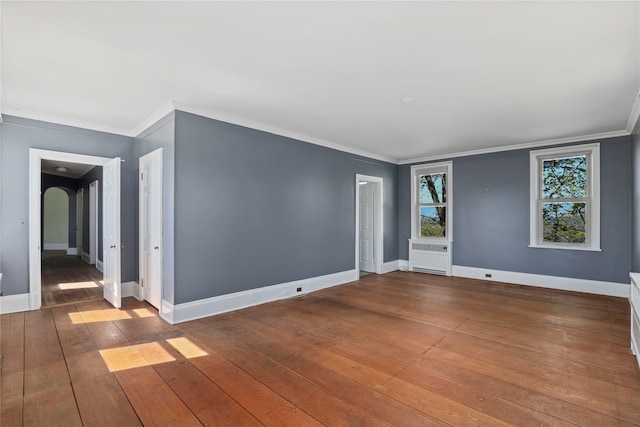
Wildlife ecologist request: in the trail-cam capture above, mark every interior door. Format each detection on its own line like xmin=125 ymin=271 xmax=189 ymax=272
xmin=76 ymin=188 xmax=83 ymax=257
xmin=139 ymin=149 xmax=163 ymax=308
xmin=103 ymin=157 xmax=121 ymax=308
xmin=359 ymin=182 xmax=375 ymax=272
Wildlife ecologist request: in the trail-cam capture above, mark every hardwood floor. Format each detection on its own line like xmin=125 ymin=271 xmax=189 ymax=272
xmin=41 ymin=251 xmax=103 ymax=307
xmin=2 ymin=271 xmax=639 ymax=426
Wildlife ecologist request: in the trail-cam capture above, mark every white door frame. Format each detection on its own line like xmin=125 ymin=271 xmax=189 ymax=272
xmin=89 ymin=180 xmax=99 ymax=265
xmin=76 ymin=188 xmax=83 ymax=258
xmin=355 ymin=174 xmax=383 ymax=275
xmin=29 ymin=149 xmax=114 ymax=309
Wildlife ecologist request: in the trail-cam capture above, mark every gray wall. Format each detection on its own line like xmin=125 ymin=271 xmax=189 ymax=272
xmin=134 ymin=112 xmax=176 ymax=304
xmin=399 ymin=136 xmax=633 ymax=284
xmin=78 ymin=166 xmax=103 ymax=262
xmin=172 ymin=111 xmax=399 ymax=304
xmin=0 ymin=116 xmax=135 ymax=296
xmin=633 ymin=126 xmax=640 ymax=273
xmin=41 ymin=173 xmax=78 ymax=249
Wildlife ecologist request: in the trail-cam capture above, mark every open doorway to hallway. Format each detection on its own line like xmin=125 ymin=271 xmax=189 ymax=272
xmin=40 ymin=160 xmax=104 ymax=307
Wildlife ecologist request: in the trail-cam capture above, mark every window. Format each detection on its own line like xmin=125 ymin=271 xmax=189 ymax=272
xmin=411 ymin=162 xmax=452 ymax=240
xmin=529 ymin=144 xmax=600 ymax=251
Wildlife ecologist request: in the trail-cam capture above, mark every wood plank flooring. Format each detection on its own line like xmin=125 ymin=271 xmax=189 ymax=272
xmin=41 ymin=251 xmax=103 ymax=307
xmin=2 ymin=271 xmax=639 ymax=426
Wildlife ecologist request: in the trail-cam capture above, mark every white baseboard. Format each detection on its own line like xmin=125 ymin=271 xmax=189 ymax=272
xmin=161 ymin=269 xmax=358 ymax=324
xmin=66 ymin=248 xmax=78 ymax=255
xmin=96 ymin=260 xmax=104 ymax=273
xmin=122 ymin=281 xmax=142 ymax=300
xmin=399 ymin=260 xmax=409 ymax=271
xmin=81 ymin=251 xmax=91 ymax=264
xmin=44 ymin=243 xmax=68 ymax=250
xmin=382 ymin=260 xmax=400 ymax=274
xmin=0 ymin=293 xmax=30 ymax=314
xmin=452 ymin=265 xmax=629 ymax=298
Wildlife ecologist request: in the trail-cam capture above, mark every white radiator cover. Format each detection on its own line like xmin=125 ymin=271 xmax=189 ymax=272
xmin=408 ymin=239 xmax=452 ymax=276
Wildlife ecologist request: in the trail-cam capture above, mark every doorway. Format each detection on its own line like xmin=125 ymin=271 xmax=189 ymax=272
xmin=355 ymin=174 xmax=383 ymax=275
xmin=41 ymin=183 xmax=104 ymax=306
xmin=29 ymin=149 xmax=122 ymax=310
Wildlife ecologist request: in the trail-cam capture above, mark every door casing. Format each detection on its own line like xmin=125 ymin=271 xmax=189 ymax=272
xmin=354 ymin=174 xmax=383 ymax=275
xmin=29 ymin=149 xmax=119 ymax=309
xmin=89 ymin=180 xmax=99 ymax=265
xmin=76 ymin=188 xmax=83 ymax=258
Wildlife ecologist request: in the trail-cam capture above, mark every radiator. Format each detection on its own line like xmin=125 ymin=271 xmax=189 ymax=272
xmin=408 ymin=239 xmax=451 ymax=276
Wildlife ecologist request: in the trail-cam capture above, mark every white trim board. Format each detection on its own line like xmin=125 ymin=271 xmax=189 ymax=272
xmin=398 ymin=260 xmax=409 ymax=271
xmin=452 ymin=265 xmax=629 ymax=298
xmin=382 ymin=260 xmax=400 ymax=274
xmin=43 ymin=243 xmax=68 ymax=250
xmin=96 ymin=259 xmax=104 ymax=273
xmin=160 ymin=269 xmax=358 ymax=324
xmin=398 ymin=130 xmax=628 ymax=165
xmin=66 ymin=248 xmax=77 ymax=256
xmin=626 ymin=91 xmax=640 ymax=133
xmin=122 ymin=281 xmax=142 ymax=300
xmin=0 ymin=293 xmax=30 ymax=315
xmin=9 ymin=104 xmax=631 ymax=167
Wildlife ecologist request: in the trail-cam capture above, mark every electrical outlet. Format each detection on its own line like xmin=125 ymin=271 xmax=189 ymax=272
xmin=296 ymin=287 xmax=302 ymax=292
xmin=485 ymin=273 xmax=492 ymax=278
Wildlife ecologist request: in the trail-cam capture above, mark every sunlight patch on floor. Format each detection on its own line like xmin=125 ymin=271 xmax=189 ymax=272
xmin=99 ymin=342 xmax=175 ymax=372
xmin=57 ymin=281 xmax=101 ymax=290
xmin=132 ymin=308 xmax=156 ymax=318
xmin=68 ymin=308 xmax=132 ymax=324
xmin=166 ymin=337 xmax=208 ymax=359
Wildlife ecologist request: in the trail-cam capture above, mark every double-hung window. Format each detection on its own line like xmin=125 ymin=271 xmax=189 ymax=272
xmin=411 ymin=162 xmax=452 ymax=241
xmin=529 ymin=144 xmax=600 ymax=251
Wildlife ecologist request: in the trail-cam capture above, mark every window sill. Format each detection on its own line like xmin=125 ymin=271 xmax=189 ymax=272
xmin=409 ymin=237 xmax=451 ymax=243
xmin=528 ymin=244 xmax=602 ymax=252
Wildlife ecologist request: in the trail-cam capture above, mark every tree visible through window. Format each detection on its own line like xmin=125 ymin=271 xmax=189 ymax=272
xmin=419 ymin=173 xmax=446 ymax=238
xmin=541 ymin=156 xmax=587 ymax=243
xmin=531 ymin=143 xmax=599 ymax=251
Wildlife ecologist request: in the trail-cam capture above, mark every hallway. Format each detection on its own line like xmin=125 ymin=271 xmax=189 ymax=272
xmin=41 ymin=251 xmax=103 ymax=307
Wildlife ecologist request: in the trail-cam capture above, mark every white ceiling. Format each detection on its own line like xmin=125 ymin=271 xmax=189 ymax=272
xmin=41 ymin=159 xmax=95 ymax=179
xmin=2 ymin=1 xmax=639 ymax=163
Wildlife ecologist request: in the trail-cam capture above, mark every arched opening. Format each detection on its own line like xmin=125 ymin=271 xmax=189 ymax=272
xmin=43 ymin=187 xmax=69 ymax=252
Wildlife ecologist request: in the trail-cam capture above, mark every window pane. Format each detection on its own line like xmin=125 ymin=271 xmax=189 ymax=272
xmin=542 ymin=202 xmax=586 ymax=243
xmin=542 ymin=156 xmax=587 ymax=199
xmin=420 ymin=206 xmax=446 ymax=238
xmin=419 ymin=174 xmax=446 ymax=204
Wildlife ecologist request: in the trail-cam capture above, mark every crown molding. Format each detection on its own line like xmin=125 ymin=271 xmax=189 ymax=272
xmin=398 ymin=130 xmax=630 ymax=165
xmin=1 ymin=108 xmax=135 ymax=137
xmin=130 ymin=101 xmax=176 ymax=137
xmin=626 ymin=90 xmax=640 ymax=133
xmin=1 ymin=101 xmax=633 ymax=166
xmin=169 ymin=101 xmax=398 ymax=164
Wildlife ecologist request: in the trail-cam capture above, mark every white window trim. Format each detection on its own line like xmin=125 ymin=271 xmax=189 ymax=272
xmin=529 ymin=143 xmax=601 ymax=251
xmin=410 ymin=161 xmax=453 ymax=243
